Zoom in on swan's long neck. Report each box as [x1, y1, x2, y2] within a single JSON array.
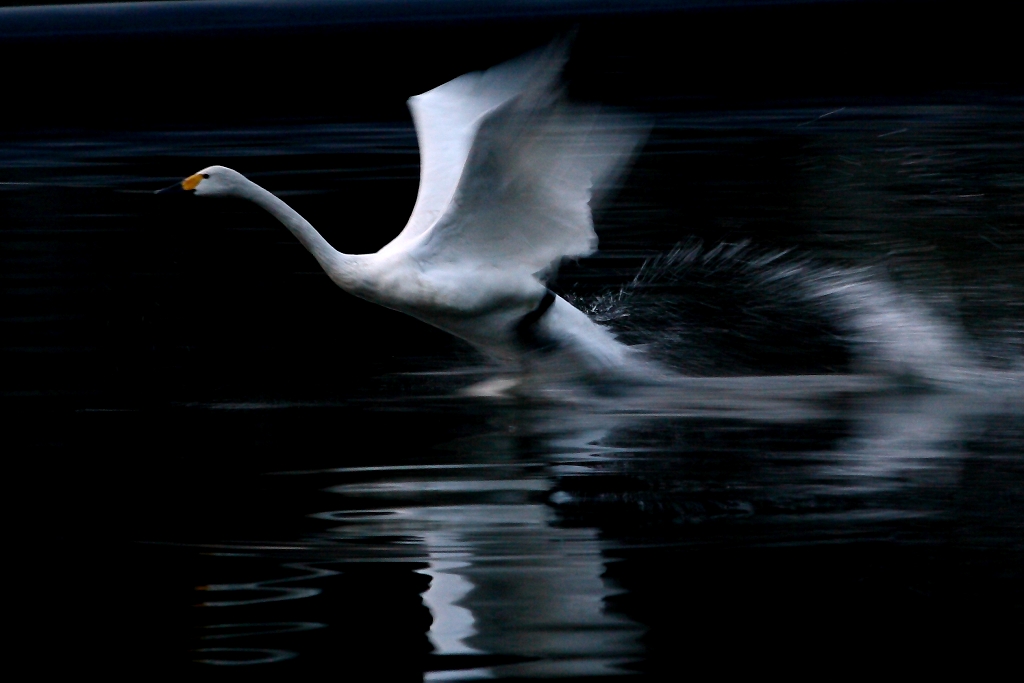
[[236, 179, 365, 290]]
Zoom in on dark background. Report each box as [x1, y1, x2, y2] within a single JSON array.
[[3, 0, 1022, 676], [3, 0, 1020, 131]]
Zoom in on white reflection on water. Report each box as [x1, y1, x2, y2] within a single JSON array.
[[193, 564, 337, 665], [196, 563, 336, 608], [819, 391, 969, 489], [200, 622, 326, 640], [308, 367, 1023, 677], [320, 494, 643, 677], [194, 647, 297, 666], [420, 546, 479, 656], [817, 388, 1024, 491]]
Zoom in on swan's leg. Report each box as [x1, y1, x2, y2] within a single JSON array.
[[535, 297, 635, 372], [514, 289, 568, 388], [514, 289, 560, 352]]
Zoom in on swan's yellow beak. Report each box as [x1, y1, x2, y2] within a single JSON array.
[[155, 173, 204, 195], [181, 173, 204, 191]]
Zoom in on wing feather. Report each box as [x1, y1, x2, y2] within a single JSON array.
[[411, 77, 646, 279], [380, 42, 567, 254]]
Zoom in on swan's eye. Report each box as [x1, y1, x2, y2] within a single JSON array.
[[202, 174, 210, 179]]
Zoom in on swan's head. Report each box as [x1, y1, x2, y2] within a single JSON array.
[[156, 165, 247, 197]]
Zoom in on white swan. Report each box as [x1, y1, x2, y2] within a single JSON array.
[[159, 44, 649, 385]]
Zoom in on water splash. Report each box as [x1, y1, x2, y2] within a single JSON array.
[[571, 240, 1022, 391]]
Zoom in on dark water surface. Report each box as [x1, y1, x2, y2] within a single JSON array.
[[4, 1, 1023, 676]]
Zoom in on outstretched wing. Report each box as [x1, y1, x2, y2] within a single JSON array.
[[412, 95, 644, 279], [380, 42, 567, 255]]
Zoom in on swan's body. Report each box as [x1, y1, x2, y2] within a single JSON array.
[[163, 45, 648, 384]]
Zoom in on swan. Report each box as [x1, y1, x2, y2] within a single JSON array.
[[158, 43, 650, 386]]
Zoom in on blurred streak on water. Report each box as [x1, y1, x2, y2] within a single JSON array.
[[4, 97, 1023, 675]]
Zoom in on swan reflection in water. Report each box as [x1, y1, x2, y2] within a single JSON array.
[[264, 370, 1020, 678], [314, 422, 647, 678]]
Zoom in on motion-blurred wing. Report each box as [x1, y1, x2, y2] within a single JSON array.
[[412, 88, 645, 279], [381, 42, 567, 254]]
